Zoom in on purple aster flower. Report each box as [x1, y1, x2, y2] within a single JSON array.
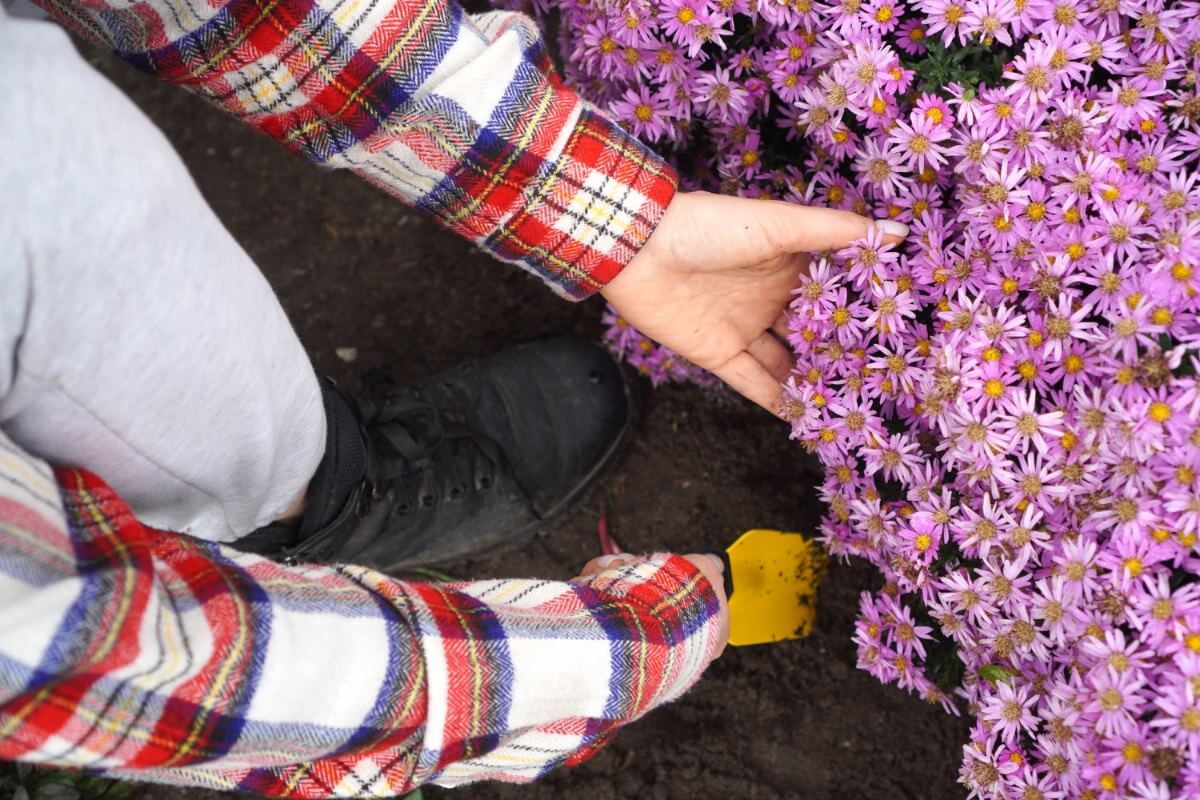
[[864, 0, 905, 31], [693, 65, 750, 123], [888, 114, 952, 172], [1004, 46, 1057, 107], [658, 0, 733, 57], [896, 18, 929, 54], [980, 680, 1038, 745], [611, 85, 676, 141], [961, 0, 1017, 45], [994, 389, 1064, 455], [854, 136, 911, 199], [919, 0, 971, 45], [1084, 667, 1148, 738], [914, 93, 955, 129], [866, 281, 919, 341]]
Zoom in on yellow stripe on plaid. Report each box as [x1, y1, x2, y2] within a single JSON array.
[[164, 539, 255, 765], [281, 0, 444, 147]]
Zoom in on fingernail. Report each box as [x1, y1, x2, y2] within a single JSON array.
[[875, 220, 909, 238], [596, 553, 634, 569]]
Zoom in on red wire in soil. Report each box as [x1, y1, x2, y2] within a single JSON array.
[[597, 502, 623, 556]]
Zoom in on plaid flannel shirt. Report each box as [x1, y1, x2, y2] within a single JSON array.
[[33, 0, 676, 300], [0, 431, 722, 795]]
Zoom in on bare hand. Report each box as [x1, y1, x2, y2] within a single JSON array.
[[601, 191, 907, 413]]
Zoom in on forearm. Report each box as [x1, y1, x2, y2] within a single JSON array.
[[34, 0, 677, 299], [0, 439, 720, 796]]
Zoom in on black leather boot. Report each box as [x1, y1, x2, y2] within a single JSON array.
[[235, 337, 636, 572]]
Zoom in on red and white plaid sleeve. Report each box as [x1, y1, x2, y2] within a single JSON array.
[[33, 0, 676, 300], [0, 431, 722, 796]]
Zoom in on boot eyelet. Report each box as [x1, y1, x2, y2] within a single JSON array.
[[420, 494, 435, 508], [450, 485, 464, 499], [478, 475, 493, 489]]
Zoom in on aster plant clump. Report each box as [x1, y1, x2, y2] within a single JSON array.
[[494, 0, 1200, 794]]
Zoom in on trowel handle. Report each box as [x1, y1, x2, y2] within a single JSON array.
[[696, 547, 734, 600]]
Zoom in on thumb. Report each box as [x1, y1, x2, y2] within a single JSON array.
[[752, 199, 909, 254]]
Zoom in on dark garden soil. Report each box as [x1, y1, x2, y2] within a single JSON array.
[[79, 45, 969, 800]]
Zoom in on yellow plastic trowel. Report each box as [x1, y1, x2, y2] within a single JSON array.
[[707, 529, 828, 647]]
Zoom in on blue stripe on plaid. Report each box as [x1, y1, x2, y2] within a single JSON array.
[[343, 586, 422, 753], [178, 543, 277, 763]]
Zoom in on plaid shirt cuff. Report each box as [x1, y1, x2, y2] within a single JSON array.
[[476, 105, 678, 301]]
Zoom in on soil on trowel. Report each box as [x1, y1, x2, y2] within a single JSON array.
[[74, 44, 970, 800]]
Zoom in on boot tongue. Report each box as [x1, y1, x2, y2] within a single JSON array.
[[297, 380, 368, 541], [231, 380, 366, 557]]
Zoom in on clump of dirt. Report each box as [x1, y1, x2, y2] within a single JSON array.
[[83, 48, 969, 800]]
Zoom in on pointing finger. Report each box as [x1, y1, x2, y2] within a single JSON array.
[[755, 201, 909, 254]]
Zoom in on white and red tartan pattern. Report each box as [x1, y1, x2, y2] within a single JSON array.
[[33, 0, 677, 300], [0, 432, 722, 795]]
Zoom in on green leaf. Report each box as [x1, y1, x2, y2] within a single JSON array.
[[979, 664, 1012, 686], [406, 567, 457, 583]]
